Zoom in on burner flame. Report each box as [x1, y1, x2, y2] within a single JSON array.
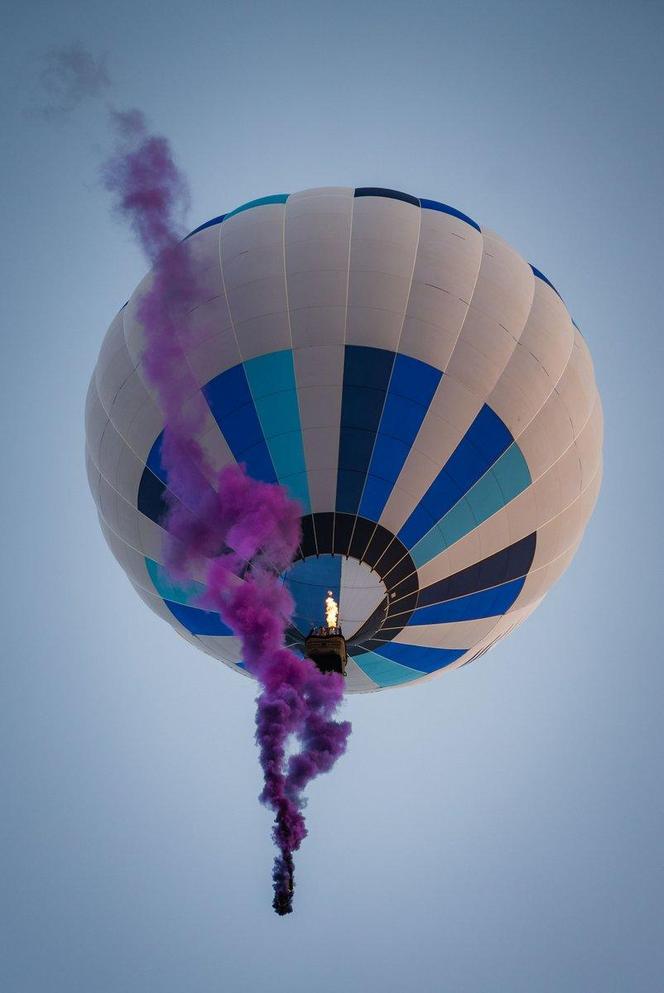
[[325, 591, 339, 630]]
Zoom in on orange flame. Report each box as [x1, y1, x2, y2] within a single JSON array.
[[325, 590, 338, 629]]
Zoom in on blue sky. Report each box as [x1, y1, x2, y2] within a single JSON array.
[[1, 2, 662, 991]]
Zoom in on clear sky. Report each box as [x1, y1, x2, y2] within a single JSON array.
[[1, 2, 662, 991]]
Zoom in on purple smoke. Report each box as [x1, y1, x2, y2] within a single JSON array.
[[36, 43, 110, 120], [101, 110, 351, 914]]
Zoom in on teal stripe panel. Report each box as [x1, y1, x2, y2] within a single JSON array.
[[410, 443, 532, 568], [223, 194, 289, 220], [352, 651, 423, 688], [145, 557, 206, 606], [244, 350, 311, 512]]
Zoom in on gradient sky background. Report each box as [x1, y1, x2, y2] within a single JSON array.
[[1, 2, 662, 991]]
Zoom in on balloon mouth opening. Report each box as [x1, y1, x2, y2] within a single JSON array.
[[283, 551, 392, 648]]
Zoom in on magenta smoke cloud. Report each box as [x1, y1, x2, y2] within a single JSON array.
[[103, 109, 351, 916], [41, 51, 352, 915]]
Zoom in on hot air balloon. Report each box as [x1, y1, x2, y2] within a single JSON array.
[[85, 186, 603, 692]]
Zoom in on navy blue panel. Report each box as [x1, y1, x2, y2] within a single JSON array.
[[416, 533, 536, 608], [341, 386, 387, 428], [406, 577, 526, 625], [363, 524, 393, 568], [137, 468, 168, 525], [336, 347, 395, 515], [333, 513, 355, 555], [385, 591, 418, 623], [314, 512, 334, 553], [343, 346, 395, 390], [420, 199, 481, 233], [164, 599, 233, 636], [298, 515, 317, 559], [530, 264, 561, 299], [384, 561, 418, 597], [373, 537, 407, 577], [398, 404, 514, 548], [354, 187, 420, 207], [336, 471, 366, 515], [338, 428, 380, 469], [184, 214, 226, 241], [348, 517, 377, 560]]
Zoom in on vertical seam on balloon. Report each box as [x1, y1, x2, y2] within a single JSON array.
[[217, 218, 243, 363], [339, 193, 361, 558], [354, 201, 423, 533], [279, 195, 314, 556], [280, 196, 312, 523]]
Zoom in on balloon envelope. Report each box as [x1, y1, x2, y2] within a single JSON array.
[[86, 187, 603, 692]]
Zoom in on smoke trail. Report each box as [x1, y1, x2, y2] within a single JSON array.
[[41, 52, 352, 914], [34, 43, 110, 120]]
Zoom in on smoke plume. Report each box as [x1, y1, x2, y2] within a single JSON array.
[[35, 43, 111, 120], [43, 52, 351, 914]]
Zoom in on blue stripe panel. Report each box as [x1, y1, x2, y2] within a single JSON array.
[[184, 214, 226, 240], [373, 641, 466, 673], [530, 264, 561, 300], [354, 187, 420, 207], [244, 350, 311, 512], [407, 576, 526, 625], [285, 554, 342, 634], [398, 404, 513, 548], [359, 354, 442, 520], [352, 650, 423, 687], [420, 198, 481, 233], [146, 433, 167, 484], [336, 346, 395, 515], [223, 194, 289, 220], [410, 443, 532, 567], [164, 599, 234, 636], [203, 363, 277, 484]]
